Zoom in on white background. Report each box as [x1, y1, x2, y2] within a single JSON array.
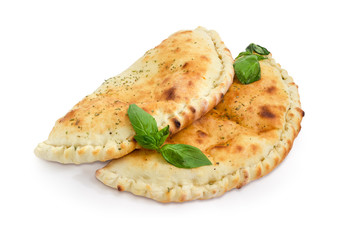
[[1, 0, 354, 239]]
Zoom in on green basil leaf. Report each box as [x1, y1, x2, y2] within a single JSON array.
[[233, 54, 261, 84], [236, 51, 252, 59], [256, 55, 268, 61], [245, 44, 254, 53], [128, 104, 158, 136], [253, 44, 270, 55], [155, 125, 170, 148], [134, 134, 159, 151], [246, 43, 270, 55], [160, 144, 212, 168]]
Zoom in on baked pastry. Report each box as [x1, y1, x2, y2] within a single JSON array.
[[35, 27, 234, 164], [96, 56, 304, 202]]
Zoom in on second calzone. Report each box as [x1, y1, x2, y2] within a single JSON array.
[[35, 27, 234, 164]]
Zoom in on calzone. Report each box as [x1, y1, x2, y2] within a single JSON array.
[[35, 27, 234, 164], [96, 56, 304, 202]]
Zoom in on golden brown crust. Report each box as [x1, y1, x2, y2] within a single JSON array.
[[96, 56, 303, 202], [35, 27, 234, 164]]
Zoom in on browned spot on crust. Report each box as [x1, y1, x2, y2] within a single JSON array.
[[77, 148, 85, 155], [180, 194, 186, 202], [186, 38, 192, 42], [188, 81, 193, 86], [235, 145, 244, 152], [265, 163, 270, 171], [189, 106, 196, 113], [172, 118, 181, 129], [75, 119, 80, 125], [106, 147, 115, 157], [266, 86, 276, 94], [92, 148, 100, 156], [220, 93, 224, 99], [163, 87, 176, 100], [237, 169, 250, 189], [197, 130, 208, 138], [260, 106, 276, 119], [244, 170, 249, 180], [141, 107, 149, 113], [178, 30, 192, 34], [174, 47, 181, 53], [117, 185, 123, 191], [212, 145, 227, 149], [163, 77, 171, 84], [250, 144, 259, 154], [256, 165, 262, 177], [182, 62, 189, 69], [196, 139, 203, 144], [200, 55, 209, 61], [296, 107, 305, 117], [224, 47, 231, 54]]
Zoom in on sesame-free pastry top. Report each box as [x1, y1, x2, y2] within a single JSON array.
[[35, 27, 234, 164], [96, 56, 304, 202]]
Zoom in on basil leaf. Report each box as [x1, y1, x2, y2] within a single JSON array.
[[236, 51, 252, 59], [245, 44, 254, 53], [134, 134, 159, 151], [160, 144, 212, 168], [233, 54, 261, 84], [155, 125, 170, 148], [246, 43, 270, 55], [128, 104, 158, 136], [256, 55, 268, 61], [253, 44, 270, 55]]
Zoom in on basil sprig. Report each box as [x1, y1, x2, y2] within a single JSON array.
[[128, 104, 212, 168], [246, 43, 270, 55], [233, 43, 270, 84]]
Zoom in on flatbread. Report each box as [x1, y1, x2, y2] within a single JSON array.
[[35, 27, 234, 164], [96, 56, 304, 202]]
